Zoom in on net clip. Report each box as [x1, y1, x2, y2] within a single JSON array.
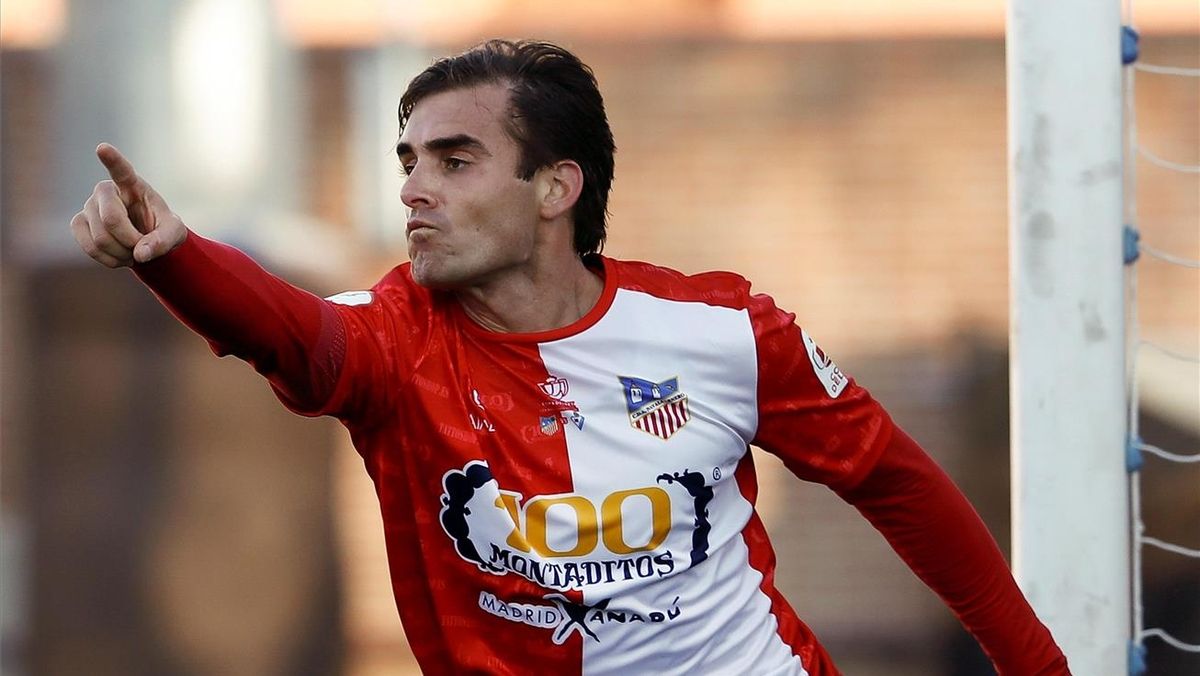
[[1128, 640, 1147, 676], [1126, 435, 1145, 473], [1123, 225, 1141, 265], [1122, 26, 1140, 65]]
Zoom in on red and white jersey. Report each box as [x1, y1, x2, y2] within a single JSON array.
[[310, 256, 891, 675], [134, 234, 1068, 675]]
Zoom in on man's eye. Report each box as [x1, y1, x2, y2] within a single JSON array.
[[400, 163, 415, 176], [445, 157, 467, 170]]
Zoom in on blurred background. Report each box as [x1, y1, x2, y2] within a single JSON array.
[[1, 1, 1196, 674]]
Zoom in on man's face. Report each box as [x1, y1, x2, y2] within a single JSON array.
[[397, 83, 543, 289]]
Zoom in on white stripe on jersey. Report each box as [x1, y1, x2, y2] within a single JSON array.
[[537, 288, 806, 675]]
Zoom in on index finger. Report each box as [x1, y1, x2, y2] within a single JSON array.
[[96, 143, 140, 191]]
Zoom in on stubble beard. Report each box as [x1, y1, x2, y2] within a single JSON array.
[[409, 250, 453, 289], [408, 246, 483, 290]]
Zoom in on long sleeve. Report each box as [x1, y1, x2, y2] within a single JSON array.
[[132, 231, 346, 415], [835, 427, 1070, 675]]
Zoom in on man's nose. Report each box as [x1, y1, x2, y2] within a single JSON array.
[[400, 165, 436, 210]]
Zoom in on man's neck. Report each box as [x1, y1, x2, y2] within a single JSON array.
[[456, 255, 604, 334]]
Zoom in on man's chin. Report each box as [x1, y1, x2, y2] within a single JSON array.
[[410, 270, 449, 289], [409, 261, 464, 290]]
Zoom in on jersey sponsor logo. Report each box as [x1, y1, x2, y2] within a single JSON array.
[[801, 329, 848, 398], [487, 548, 675, 592], [657, 470, 713, 568], [477, 591, 683, 644], [477, 591, 562, 631], [438, 461, 715, 591], [439, 461, 503, 573], [323, 290, 374, 306], [619, 376, 690, 440]]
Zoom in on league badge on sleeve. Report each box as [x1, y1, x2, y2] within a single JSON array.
[[324, 290, 374, 306], [801, 329, 848, 398], [619, 376, 690, 440]]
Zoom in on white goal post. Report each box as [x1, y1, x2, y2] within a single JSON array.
[[1007, 0, 1130, 672]]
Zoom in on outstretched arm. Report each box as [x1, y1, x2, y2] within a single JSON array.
[[835, 427, 1070, 675], [744, 289, 1068, 674], [70, 143, 345, 413]]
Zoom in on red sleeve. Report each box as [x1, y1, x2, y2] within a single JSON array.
[[836, 428, 1071, 675], [132, 231, 346, 416], [747, 292, 1068, 673], [749, 292, 890, 489]]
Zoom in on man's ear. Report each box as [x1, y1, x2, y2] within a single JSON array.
[[537, 160, 584, 220]]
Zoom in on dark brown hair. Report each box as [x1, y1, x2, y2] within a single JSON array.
[[399, 39, 615, 257]]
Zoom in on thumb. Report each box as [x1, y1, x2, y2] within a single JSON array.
[[133, 229, 179, 263]]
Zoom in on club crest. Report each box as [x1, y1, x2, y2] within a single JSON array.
[[619, 376, 690, 440]]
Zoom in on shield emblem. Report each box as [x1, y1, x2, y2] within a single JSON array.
[[619, 376, 690, 440], [540, 416, 560, 436]]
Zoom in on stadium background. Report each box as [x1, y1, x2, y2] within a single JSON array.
[[1, 1, 1196, 674]]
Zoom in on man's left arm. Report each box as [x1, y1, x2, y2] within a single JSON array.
[[834, 424, 1070, 675], [744, 288, 1068, 674]]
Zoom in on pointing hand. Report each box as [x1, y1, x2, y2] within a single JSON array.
[[70, 143, 187, 267]]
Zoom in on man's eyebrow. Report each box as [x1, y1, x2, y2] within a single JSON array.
[[395, 134, 491, 158]]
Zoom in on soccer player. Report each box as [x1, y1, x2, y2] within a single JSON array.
[[70, 39, 1069, 675]]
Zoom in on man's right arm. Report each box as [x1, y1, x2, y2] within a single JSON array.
[[133, 233, 346, 414], [71, 143, 346, 414]]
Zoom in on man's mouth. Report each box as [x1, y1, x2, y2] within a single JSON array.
[[406, 218, 437, 235]]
